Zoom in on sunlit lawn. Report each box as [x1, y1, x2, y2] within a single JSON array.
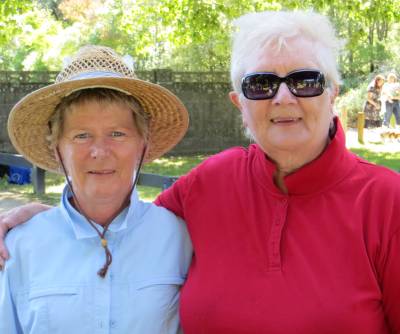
[[0, 139, 398, 206], [349, 147, 400, 171], [138, 155, 206, 201], [345, 130, 400, 172]]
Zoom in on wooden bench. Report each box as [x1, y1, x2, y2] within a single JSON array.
[[0, 152, 178, 194]]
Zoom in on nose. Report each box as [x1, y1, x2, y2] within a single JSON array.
[[90, 138, 109, 159], [272, 82, 297, 105]]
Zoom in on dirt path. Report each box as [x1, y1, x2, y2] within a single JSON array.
[[0, 192, 29, 213]]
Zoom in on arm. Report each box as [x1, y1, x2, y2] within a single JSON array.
[[155, 176, 188, 220], [380, 229, 400, 332], [0, 203, 51, 266], [0, 262, 22, 333], [155, 169, 197, 221]]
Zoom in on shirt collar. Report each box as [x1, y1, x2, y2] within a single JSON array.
[[253, 117, 358, 196], [59, 185, 140, 239]]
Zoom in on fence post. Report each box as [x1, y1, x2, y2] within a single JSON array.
[[357, 112, 365, 144], [340, 108, 348, 133], [31, 167, 45, 194]]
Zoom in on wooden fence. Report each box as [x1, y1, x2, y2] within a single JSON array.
[[0, 70, 250, 156]]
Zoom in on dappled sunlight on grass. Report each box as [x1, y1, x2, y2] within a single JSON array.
[[137, 186, 162, 202], [346, 129, 400, 171], [142, 155, 206, 176], [349, 148, 400, 171]]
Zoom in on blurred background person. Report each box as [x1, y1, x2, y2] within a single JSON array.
[[363, 74, 384, 128], [381, 72, 400, 128]]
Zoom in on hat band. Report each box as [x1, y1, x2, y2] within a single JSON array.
[[69, 71, 126, 81]]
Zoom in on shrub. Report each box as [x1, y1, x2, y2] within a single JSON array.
[[335, 83, 368, 128]]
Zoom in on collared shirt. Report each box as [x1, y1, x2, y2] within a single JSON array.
[[0, 186, 192, 334]]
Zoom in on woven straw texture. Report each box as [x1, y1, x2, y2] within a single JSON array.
[[8, 46, 189, 173]]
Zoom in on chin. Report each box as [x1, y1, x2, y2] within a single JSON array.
[[266, 134, 311, 151], [86, 185, 121, 199]]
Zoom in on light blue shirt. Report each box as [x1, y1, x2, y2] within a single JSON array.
[[0, 186, 192, 334]]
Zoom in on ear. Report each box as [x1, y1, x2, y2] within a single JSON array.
[[229, 91, 248, 128], [53, 146, 68, 175], [229, 91, 243, 112], [53, 146, 61, 163], [329, 85, 339, 105]]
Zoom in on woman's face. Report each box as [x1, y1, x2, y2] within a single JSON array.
[[376, 78, 384, 88], [57, 100, 143, 204], [230, 37, 337, 159]]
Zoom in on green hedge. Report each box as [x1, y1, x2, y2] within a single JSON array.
[[336, 83, 368, 128]]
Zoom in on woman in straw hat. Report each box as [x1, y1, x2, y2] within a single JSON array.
[[0, 45, 192, 333]]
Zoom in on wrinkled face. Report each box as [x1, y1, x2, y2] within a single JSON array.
[[57, 100, 143, 203], [230, 37, 337, 158]]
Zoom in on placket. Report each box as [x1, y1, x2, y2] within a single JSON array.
[[268, 197, 289, 271], [93, 236, 115, 334]]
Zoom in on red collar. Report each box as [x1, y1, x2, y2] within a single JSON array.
[[253, 118, 357, 196]]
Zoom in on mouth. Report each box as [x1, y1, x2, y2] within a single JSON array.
[[270, 117, 302, 124], [88, 170, 115, 175]]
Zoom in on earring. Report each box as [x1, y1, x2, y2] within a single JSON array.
[[328, 120, 337, 139]]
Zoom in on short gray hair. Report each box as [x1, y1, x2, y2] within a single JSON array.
[[48, 88, 149, 149], [230, 10, 342, 93]]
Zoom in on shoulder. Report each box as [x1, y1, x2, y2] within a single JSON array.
[[350, 156, 400, 203], [355, 156, 399, 184], [204, 145, 251, 164], [138, 200, 188, 234], [5, 206, 64, 251], [162, 145, 251, 189], [192, 145, 253, 176]]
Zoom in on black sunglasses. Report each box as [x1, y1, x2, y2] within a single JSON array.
[[241, 69, 326, 100]]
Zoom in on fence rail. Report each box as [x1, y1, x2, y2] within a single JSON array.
[[0, 70, 231, 85], [0, 70, 249, 156], [0, 153, 177, 194]]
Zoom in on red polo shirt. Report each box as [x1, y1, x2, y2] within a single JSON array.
[[156, 122, 400, 333]]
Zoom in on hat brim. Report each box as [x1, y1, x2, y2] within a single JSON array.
[[8, 77, 189, 173]]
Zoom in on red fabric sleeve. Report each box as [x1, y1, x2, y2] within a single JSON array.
[[381, 228, 400, 333], [154, 170, 195, 220]]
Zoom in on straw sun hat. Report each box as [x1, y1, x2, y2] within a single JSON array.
[[7, 45, 189, 173]]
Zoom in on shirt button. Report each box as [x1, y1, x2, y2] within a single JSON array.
[[110, 320, 116, 328]]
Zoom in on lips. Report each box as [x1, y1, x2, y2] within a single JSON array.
[[270, 117, 302, 124], [88, 170, 115, 175]]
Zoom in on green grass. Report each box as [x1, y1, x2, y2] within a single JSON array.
[[349, 147, 400, 171], [0, 144, 398, 206], [138, 155, 206, 201]]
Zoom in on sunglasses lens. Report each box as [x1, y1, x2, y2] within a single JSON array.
[[242, 70, 325, 100], [242, 74, 279, 100], [287, 71, 325, 97]]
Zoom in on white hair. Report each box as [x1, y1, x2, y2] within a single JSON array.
[[230, 10, 343, 93]]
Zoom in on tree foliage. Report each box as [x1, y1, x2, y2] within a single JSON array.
[[1, 0, 400, 87]]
